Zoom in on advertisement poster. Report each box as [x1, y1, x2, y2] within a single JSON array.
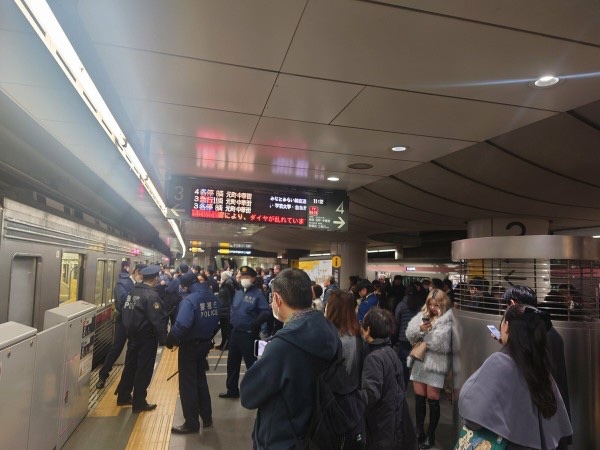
[[299, 259, 332, 287]]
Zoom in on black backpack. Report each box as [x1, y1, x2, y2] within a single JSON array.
[[304, 345, 366, 450]]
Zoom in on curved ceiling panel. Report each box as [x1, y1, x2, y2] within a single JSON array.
[[398, 163, 600, 222], [351, 187, 466, 226], [491, 114, 600, 185], [434, 142, 600, 208]]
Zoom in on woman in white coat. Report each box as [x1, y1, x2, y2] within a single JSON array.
[[405, 289, 453, 449]]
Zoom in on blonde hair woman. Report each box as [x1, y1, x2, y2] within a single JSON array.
[[405, 289, 453, 449]]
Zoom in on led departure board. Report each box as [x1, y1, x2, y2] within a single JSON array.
[[183, 180, 349, 232]]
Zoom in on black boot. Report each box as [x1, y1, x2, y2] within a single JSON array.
[[420, 399, 440, 449], [414, 394, 427, 444]]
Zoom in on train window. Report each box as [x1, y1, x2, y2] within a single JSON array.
[[105, 260, 116, 303], [95, 260, 106, 305], [9, 256, 40, 327], [59, 252, 82, 305]]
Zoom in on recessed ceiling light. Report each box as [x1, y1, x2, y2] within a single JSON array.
[[593, 235, 600, 239], [347, 163, 373, 170], [327, 176, 340, 182], [532, 75, 560, 88], [240, 226, 247, 230], [392, 146, 408, 152]]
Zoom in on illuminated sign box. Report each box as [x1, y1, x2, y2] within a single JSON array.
[[188, 182, 349, 232]]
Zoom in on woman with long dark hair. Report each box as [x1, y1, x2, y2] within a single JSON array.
[[457, 304, 572, 449], [325, 289, 363, 385]]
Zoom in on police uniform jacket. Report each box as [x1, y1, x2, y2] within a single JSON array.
[[122, 283, 168, 345], [170, 282, 220, 343], [230, 285, 269, 332], [114, 272, 135, 313]]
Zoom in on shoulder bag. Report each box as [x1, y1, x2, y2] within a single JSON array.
[[409, 341, 427, 362]]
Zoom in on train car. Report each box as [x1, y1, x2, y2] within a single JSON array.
[[0, 197, 166, 366]]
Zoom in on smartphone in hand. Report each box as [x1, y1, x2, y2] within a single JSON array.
[[487, 325, 501, 340], [422, 317, 431, 323], [254, 339, 268, 358]]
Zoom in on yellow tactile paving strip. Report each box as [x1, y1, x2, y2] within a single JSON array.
[[125, 347, 180, 449]]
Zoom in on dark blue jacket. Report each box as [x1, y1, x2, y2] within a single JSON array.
[[170, 282, 220, 342], [357, 293, 379, 322], [122, 283, 168, 344], [114, 272, 134, 313], [240, 310, 340, 450], [230, 285, 269, 331]]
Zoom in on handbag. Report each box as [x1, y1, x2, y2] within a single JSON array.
[[455, 425, 507, 450], [409, 341, 427, 362]]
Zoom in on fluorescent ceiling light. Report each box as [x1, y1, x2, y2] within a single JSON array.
[[327, 176, 340, 182], [593, 235, 600, 239], [392, 146, 408, 152], [15, 0, 185, 257]]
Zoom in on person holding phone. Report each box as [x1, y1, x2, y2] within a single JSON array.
[[405, 289, 453, 449], [457, 304, 572, 449]]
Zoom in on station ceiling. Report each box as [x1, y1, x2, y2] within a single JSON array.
[[1, 0, 599, 256]]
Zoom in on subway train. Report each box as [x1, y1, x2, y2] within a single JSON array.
[[0, 196, 166, 367]]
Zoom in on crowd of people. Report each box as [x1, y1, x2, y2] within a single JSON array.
[[95, 262, 573, 449]]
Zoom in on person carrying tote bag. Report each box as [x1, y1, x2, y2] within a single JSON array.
[[405, 289, 453, 449]]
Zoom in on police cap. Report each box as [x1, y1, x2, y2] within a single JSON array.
[[140, 265, 160, 278], [239, 266, 257, 277], [180, 271, 198, 287], [134, 263, 148, 273]]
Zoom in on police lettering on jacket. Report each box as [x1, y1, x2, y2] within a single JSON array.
[[170, 282, 220, 342], [230, 286, 269, 329], [121, 283, 167, 344]]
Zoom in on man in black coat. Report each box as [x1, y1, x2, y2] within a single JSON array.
[[117, 265, 168, 412], [96, 262, 145, 389], [240, 268, 339, 450]]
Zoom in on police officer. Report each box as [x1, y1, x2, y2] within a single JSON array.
[[96, 262, 146, 389], [117, 265, 168, 412], [167, 271, 220, 434], [219, 266, 270, 398]]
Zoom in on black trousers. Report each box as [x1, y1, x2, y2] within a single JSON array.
[[219, 315, 231, 346], [397, 340, 412, 389], [99, 320, 128, 381], [178, 340, 212, 428], [117, 335, 158, 408], [225, 330, 256, 394]]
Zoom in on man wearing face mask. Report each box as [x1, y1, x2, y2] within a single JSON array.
[[96, 263, 146, 389], [219, 266, 270, 399], [240, 268, 339, 449]]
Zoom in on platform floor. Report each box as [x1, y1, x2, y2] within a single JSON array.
[[63, 343, 455, 450]]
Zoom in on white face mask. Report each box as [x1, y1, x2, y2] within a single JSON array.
[[241, 279, 253, 289], [272, 294, 281, 321]]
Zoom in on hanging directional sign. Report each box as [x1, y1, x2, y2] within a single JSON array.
[[307, 191, 349, 232], [169, 177, 349, 232]]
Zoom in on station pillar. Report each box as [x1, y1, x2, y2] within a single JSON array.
[[329, 241, 366, 290], [461, 217, 551, 297]]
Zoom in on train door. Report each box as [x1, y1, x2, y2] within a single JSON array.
[[8, 255, 41, 327], [94, 259, 116, 306]]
